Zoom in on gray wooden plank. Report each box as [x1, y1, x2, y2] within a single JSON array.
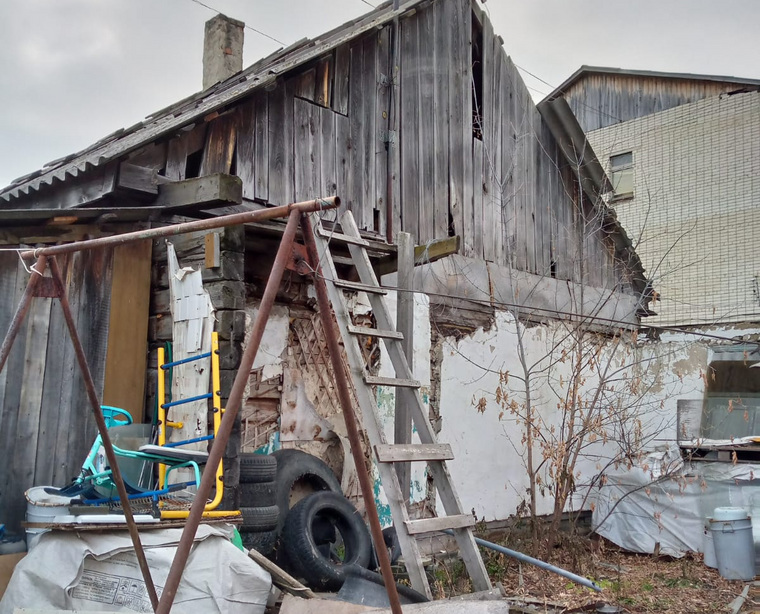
[[165, 134, 188, 181], [254, 92, 269, 201], [0, 253, 20, 434], [460, 0, 474, 258], [376, 443, 454, 463], [389, 23, 402, 241], [335, 113, 351, 218], [0, 257, 30, 531], [360, 35, 377, 231], [348, 40, 365, 228], [432, 0, 450, 240], [50, 254, 84, 488], [394, 231, 414, 493], [65, 248, 114, 501], [405, 513, 475, 534], [399, 15, 419, 239], [473, 138, 484, 259], [12, 296, 52, 524], [500, 52, 515, 268], [333, 43, 350, 116], [417, 5, 435, 244], [294, 98, 321, 203], [319, 105, 338, 221], [34, 263, 73, 487], [268, 79, 295, 206], [447, 0, 466, 248], [374, 25, 391, 237], [480, 13, 495, 261], [491, 37, 504, 265], [235, 98, 256, 200]]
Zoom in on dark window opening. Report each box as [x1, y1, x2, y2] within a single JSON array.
[[373, 209, 381, 234], [471, 14, 484, 140], [701, 348, 760, 440], [185, 149, 203, 179]]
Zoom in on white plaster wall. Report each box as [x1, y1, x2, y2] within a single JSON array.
[[244, 300, 290, 378], [437, 310, 714, 522]]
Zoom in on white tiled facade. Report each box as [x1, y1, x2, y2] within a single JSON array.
[[588, 90, 760, 326]]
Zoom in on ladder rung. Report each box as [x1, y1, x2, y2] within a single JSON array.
[[333, 279, 388, 295], [375, 443, 454, 463], [348, 324, 404, 340], [317, 227, 370, 247], [332, 255, 355, 266], [405, 514, 476, 535], [364, 375, 420, 388]]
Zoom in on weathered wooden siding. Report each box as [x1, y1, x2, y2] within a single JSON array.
[[123, 0, 621, 289], [562, 73, 748, 132], [0, 249, 113, 532]]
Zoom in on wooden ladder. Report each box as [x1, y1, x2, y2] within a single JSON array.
[[309, 210, 491, 598]]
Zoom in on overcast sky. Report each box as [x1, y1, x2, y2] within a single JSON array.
[[0, 0, 758, 189]]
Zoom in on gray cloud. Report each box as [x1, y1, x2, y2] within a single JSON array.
[[1, 0, 758, 188]]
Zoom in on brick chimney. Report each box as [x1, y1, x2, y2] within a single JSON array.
[[203, 14, 244, 90]]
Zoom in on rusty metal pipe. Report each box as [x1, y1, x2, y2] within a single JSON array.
[[19, 196, 340, 260], [48, 257, 159, 611], [300, 213, 404, 614], [0, 255, 47, 374], [155, 210, 302, 614]]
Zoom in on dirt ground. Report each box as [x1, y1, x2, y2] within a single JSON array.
[[429, 535, 750, 613]]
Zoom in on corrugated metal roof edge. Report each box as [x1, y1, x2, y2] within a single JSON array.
[[1, 0, 416, 203], [541, 65, 760, 104]]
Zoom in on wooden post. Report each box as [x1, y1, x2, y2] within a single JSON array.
[[394, 231, 413, 498]]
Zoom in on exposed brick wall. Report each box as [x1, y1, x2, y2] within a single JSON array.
[[588, 90, 760, 326]]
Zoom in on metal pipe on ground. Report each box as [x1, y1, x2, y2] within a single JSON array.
[[48, 256, 160, 609], [155, 209, 303, 614], [444, 529, 601, 592], [300, 212, 404, 614]]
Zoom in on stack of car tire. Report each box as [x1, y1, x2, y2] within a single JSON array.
[[240, 448, 417, 600], [238, 453, 279, 557]]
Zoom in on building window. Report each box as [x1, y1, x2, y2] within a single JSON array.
[[609, 151, 633, 198]]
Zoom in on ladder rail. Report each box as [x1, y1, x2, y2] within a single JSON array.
[[309, 213, 433, 599], [335, 211, 492, 592]]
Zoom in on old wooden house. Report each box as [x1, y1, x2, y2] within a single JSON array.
[[0, 0, 648, 530]]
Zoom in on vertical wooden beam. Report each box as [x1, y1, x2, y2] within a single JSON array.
[[394, 232, 414, 497], [102, 240, 152, 422]]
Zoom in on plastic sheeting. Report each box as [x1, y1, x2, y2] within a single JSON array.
[[592, 444, 760, 558], [0, 525, 271, 613]]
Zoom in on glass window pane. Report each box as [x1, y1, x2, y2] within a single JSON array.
[[610, 152, 633, 168], [612, 168, 633, 196]]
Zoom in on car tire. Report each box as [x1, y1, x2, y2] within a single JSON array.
[[272, 449, 341, 535], [239, 453, 277, 483], [282, 491, 372, 591]]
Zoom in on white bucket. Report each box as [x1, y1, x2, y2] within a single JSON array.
[[25, 486, 72, 550]]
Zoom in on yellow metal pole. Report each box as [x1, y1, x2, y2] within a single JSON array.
[[157, 347, 167, 488]]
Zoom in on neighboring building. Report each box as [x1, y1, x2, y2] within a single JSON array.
[[0, 5, 650, 531], [546, 67, 760, 447]]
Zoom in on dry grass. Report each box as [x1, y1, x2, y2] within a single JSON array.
[[430, 533, 749, 613]]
